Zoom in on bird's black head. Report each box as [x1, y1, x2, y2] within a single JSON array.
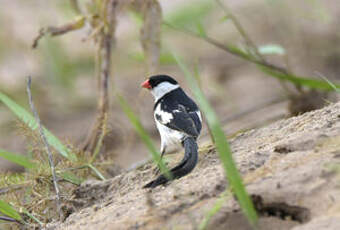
[[141, 75, 178, 89]]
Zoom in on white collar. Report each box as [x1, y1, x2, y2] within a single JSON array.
[[151, 82, 179, 102]]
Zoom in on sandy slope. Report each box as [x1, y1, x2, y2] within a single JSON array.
[[49, 102, 340, 230]]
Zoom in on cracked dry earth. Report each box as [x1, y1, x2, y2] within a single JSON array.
[[51, 102, 340, 230]]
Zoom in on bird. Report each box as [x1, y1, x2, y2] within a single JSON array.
[[141, 74, 202, 188]]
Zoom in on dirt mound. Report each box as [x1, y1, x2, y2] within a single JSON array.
[[50, 102, 340, 230]]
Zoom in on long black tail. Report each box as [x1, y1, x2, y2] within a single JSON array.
[[143, 137, 198, 189]]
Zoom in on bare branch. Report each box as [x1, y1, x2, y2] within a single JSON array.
[[26, 76, 62, 220], [32, 16, 85, 48]]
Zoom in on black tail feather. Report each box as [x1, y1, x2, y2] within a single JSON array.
[[143, 137, 198, 189]]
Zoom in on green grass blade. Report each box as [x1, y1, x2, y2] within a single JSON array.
[[0, 149, 36, 169], [58, 171, 83, 185], [258, 66, 340, 91], [199, 190, 231, 230], [224, 44, 340, 91], [0, 200, 22, 222], [22, 209, 43, 226], [225, 44, 340, 91], [195, 21, 207, 38], [315, 73, 340, 94], [190, 37, 340, 91], [116, 93, 171, 179], [0, 91, 77, 162], [87, 164, 106, 181], [89, 114, 107, 164], [174, 54, 258, 228]]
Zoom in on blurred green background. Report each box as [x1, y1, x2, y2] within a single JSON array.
[[0, 0, 339, 172]]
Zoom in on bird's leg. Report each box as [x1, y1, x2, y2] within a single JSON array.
[[153, 146, 166, 175], [160, 147, 166, 159]]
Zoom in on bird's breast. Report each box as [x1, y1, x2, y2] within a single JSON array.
[[155, 119, 184, 148]]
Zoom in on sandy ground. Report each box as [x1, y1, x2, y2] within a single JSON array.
[[45, 101, 340, 230]]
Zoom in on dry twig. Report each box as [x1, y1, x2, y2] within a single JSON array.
[[26, 76, 62, 220], [32, 16, 85, 49], [82, 0, 118, 153]]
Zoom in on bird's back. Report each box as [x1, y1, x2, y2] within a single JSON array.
[[154, 88, 202, 135]]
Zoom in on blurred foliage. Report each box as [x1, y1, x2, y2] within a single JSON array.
[[0, 90, 76, 161], [129, 51, 176, 65], [55, 0, 79, 19], [0, 89, 109, 226], [41, 39, 94, 89], [164, 0, 213, 29]]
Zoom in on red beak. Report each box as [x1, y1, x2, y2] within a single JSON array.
[[141, 79, 151, 89]]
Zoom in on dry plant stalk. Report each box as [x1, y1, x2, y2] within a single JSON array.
[[82, 0, 118, 153], [132, 0, 162, 74], [31, 0, 162, 154], [83, 0, 162, 152], [26, 76, 62, 220]]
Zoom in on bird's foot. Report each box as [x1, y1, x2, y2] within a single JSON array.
[[152, 158, 170, 175]]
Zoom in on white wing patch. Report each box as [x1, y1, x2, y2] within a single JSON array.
[[154, 103, 173, 124], [196, 111, 202, 122]]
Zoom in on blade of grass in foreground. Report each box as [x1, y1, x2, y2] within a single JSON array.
[[0, 149, 36, 169], [116, 93, 171, 179], [174, 54, 258, 228], [0, 91, 77, 162], [87, 164, 106, 181], [0, 200, 22, 222], [199, 190, 231, 230], [22, 209, 42, 226], [315, 72, 340, 94]]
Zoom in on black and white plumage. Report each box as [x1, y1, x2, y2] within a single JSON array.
[[141, 75, 202, 188]]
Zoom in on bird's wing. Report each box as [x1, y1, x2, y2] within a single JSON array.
[[155, 104, 200, 137]]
